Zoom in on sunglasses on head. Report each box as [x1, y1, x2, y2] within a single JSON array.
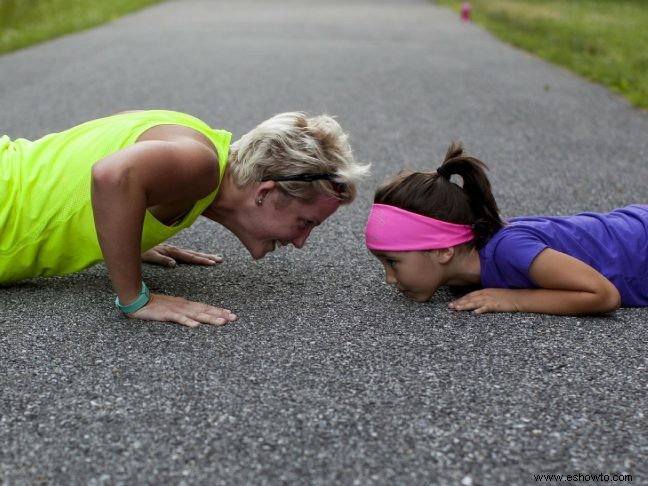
[[261, 173, 347, 194]]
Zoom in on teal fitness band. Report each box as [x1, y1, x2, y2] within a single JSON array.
[[115, 281, 150, 314]]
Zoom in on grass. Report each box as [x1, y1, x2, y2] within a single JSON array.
[[0, 0, 165, 56], [435, 0, 648, 110]]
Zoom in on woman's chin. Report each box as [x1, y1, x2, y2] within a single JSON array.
[[248, 245, 270, 260]]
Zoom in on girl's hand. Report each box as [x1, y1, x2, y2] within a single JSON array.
[[141, 243, 222, 267], [126, 293, 237, 327], [449, 288, 520, 314]]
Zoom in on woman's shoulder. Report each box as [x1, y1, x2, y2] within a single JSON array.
[[112, 109, 209, 126]]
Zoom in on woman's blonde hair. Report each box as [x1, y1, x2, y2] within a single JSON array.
[[228, 112, 370, 203]]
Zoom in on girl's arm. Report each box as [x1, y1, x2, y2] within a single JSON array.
[[449, 248, 621, 315], [91, 138, 237, 327]]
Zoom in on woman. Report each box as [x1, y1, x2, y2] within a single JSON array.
[[1, 110, 369, 326]]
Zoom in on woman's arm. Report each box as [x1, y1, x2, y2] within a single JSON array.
[[449, 248, 621, 315], [91, 138, 237, 326]]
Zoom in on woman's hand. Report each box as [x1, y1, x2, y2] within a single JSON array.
[[126, 293, 237, 327], [142, 243, 222, 267]]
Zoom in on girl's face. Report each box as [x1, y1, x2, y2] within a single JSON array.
[[371, 250, 447, 302]]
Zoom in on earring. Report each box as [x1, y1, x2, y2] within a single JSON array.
[[256, 197, 263, 206]]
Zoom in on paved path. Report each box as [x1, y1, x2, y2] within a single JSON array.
[[1, 0, 647, 484]]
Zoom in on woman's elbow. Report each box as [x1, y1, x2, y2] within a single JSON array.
[[91, 160, 130, 194]]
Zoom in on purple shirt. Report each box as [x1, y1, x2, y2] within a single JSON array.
[[478, 205, 648, 306]]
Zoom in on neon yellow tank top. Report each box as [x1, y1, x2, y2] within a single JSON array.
[[0, 110, 231, 283]]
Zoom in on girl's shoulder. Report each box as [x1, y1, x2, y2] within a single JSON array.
[[481, 223, 547, 260], [478, 224, 547, 289]]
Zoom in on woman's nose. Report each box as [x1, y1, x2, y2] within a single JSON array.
[[291, 227, 314, 249]]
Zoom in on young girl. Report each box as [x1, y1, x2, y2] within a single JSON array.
[[365, 142, 648, 316]]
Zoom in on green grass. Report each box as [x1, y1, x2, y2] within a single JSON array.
[[0, 0, 165, 55], [435, 0, 648, 110]]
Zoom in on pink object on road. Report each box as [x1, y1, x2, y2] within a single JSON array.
[[461, 2, 471, 22]]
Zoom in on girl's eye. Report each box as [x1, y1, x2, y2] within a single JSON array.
[[386, 259, 397, 268]]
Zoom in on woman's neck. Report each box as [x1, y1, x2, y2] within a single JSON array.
[[201, 168, 249, 230]]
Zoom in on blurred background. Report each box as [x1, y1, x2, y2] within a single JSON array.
[[2, 0, 647, 110]]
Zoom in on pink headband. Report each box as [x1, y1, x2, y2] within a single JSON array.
[[365, 204, 474, 251]]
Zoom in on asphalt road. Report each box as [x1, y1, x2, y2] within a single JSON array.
[[1, 0, 648, 484]]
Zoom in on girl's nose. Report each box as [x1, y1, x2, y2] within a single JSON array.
[[384, 268, 398, 285]]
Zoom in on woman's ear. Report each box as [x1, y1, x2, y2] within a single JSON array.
[[254, 180, 276, 205]]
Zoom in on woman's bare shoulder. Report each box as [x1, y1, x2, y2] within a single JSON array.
[[136, 124, 216, 154]]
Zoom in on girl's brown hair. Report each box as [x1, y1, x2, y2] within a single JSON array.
[[374, 142, 505, 248]]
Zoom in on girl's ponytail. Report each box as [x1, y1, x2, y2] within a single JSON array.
[[437, 142, 505, 246], [374, 142, 505, 248]]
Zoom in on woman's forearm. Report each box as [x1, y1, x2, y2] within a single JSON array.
[[91, 162, 148, 304]]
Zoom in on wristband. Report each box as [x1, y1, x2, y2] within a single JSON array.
[[115, 281, 150, 314]]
